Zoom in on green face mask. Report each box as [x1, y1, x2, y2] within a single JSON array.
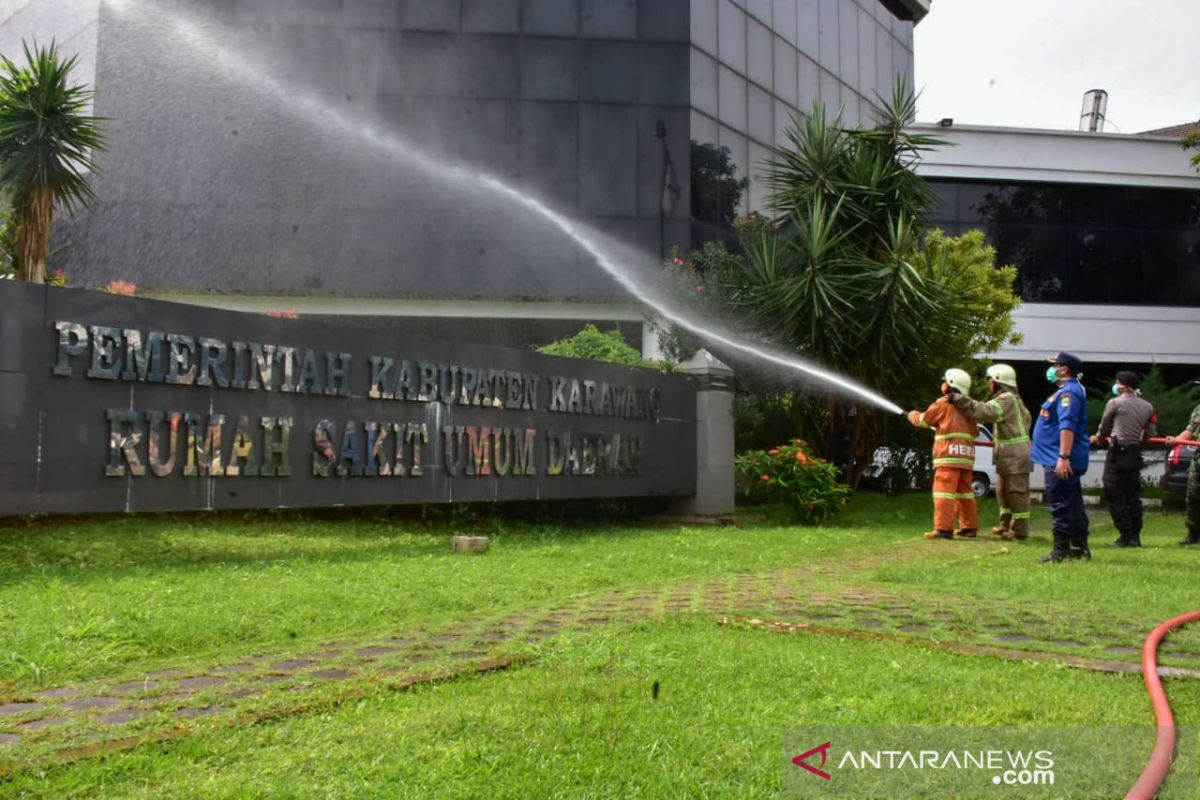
[[1046, 366, 1060, 383], [1112, 383, 1120, 396]]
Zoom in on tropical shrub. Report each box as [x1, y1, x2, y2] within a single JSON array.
[[537, 324, 668, 371], [735, 439, 850, 523]]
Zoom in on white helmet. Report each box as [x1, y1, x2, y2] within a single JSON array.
[[943, 368, 972, 394], [985, 364, 1018, 388]]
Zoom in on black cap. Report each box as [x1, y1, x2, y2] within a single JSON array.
[[1115, 371, 1140, 390], [1047, 352, 1083, 375]]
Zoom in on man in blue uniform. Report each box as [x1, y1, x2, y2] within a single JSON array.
[[1032, 352, 1091, 563]]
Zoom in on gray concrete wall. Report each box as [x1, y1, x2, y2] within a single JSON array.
[[0, 0, 99, 98], [50, 0, 692, 299], [689, 0, 914, 214], [20, 0, 914, 309]]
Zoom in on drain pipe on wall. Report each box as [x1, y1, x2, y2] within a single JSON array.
[[1124, 610, 1200, 800]]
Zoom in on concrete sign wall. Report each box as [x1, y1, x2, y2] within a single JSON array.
[[0, 283, 696, 514]]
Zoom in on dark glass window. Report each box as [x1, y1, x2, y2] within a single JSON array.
[[927, 179, 1200, 307]]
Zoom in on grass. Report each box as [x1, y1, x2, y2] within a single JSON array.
[[2, 492, 1199, 797], [0, 500, 911, 690], [6, 618, 1199, 798]]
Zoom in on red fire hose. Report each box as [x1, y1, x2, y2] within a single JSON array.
[[1124, 610, 1200, 800]]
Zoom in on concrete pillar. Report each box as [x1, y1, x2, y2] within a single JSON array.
[[673, 349, 735, 517]]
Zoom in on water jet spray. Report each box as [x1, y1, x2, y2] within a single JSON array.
[[100, 0, 903, 416]]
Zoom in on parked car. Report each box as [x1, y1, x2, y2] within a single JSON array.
[[862, 425, 998, 498], [1161, 442, 1197, 495]]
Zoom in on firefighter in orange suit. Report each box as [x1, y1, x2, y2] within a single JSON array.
[[906, 369, 980, 540]]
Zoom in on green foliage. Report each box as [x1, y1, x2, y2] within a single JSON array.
[[653, 239, 744, 363], [0, 40, 106, 283], [689, 140, 749, 227], [735, 439, 850, 523], [536, 324, 666, 371], [660, 80, 1022, 483], [1086, 365, 1200, 437], [1183, 125, 1200, 173], [913, 229, 1022, 363]]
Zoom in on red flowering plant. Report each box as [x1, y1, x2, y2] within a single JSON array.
[[46, 268, 67, 287], [735, 439, 850, 524], [103, 279, 136, 295]]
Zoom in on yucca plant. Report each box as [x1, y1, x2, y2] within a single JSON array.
[[719, 79, 962, 478], [0, 40, 106, 283]]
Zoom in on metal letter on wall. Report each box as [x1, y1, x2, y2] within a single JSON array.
[[3, 283, 696, 514]]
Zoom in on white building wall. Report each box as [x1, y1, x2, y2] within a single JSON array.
[[916, 124, 1200, 369]]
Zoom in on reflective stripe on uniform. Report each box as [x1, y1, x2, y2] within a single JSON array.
[[995, 435, 1030, 446], [1013, 397, 1028, 437], [999, 506, 1011, 515], [935, 432, 975, 441], [933, 492, 977, 500], [989, 398, 1006, 421], [918, 413, 930, 429], [933, 458, 975, 468], [1010, 511, 1032, 519]]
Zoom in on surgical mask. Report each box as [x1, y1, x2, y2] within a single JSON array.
[[1045, 366, 1060, 383], [1111, 383, 1120, 396]]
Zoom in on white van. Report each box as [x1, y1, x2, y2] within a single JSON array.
[[863, 424, 999, 498]]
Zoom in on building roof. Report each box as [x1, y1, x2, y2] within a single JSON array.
[[1138, 120, 1200, 138], [910, 123, 1200, 189]]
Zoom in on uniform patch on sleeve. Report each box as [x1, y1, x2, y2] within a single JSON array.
[[1060, 395, 1071, 407], [1040, 408, 1050, 419]]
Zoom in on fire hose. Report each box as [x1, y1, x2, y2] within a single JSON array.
[[972, 435, 1197, 796], [1124, 610, 1200, 800], [973, 437, 1185, 449]]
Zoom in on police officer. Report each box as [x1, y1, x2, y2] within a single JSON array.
[[949, 364, 1033, 540], [1164, 393, 1200, 546], [1090, 371, 1157, 547], [1033, 352, 1090, 563]]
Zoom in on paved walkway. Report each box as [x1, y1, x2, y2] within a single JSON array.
[[2, 537, 1198, 773]]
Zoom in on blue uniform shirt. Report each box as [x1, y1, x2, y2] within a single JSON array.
[[1032, 379, 1089, 471]]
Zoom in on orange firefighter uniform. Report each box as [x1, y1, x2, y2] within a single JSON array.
[[907, 397, 980, 537]]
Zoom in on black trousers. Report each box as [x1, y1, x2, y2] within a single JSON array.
[[1103, 443, 1143, 541]]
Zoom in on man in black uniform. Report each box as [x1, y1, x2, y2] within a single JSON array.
[[1090, 371, 1157, 547]]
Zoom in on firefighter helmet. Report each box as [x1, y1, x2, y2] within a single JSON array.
[[943, 368, 972, 394], [985, 364, 1018, 388]]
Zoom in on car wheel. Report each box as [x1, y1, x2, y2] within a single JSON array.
[[971, 473, 990, 498]]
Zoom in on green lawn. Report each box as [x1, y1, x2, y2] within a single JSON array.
[[2, 492, 1199, 797]]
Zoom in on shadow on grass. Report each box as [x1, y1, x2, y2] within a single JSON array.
[[0, 501, 716, 584]]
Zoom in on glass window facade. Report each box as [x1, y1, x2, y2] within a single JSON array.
[[928, 180, 1200, 307]]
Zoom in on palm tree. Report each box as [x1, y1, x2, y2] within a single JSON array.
[[720, 80, 954, 477], [0, 40, 105, 283]]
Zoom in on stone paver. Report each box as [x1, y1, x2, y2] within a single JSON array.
[[61, 696, 121, 712], [97, 709, 142, 726], [108, 680, 160, 695], [309, 669, 354, 680], [177, 677, 228, 691], [0, 732, 21, 746], [175, 706, 225, 719], [19, 716, 70, 731], [0, 702, 42, 717], [353, 646, 402, 658]]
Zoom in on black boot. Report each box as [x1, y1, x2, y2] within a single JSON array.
[[1180, 530, 1200, 546], [1070, 529, 1091, 560], [1039, 533, 1071, 564]]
